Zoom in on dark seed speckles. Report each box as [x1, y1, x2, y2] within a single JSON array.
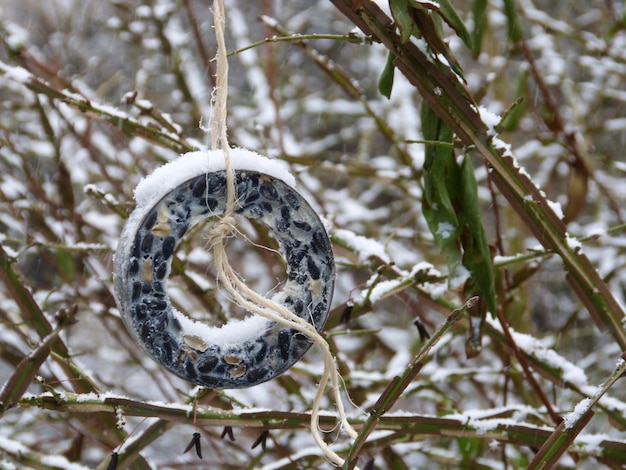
[[254, 341, 268, 363], [155, 262, 167, 280], [132, 281, 141, 301], [236, 178, 250, 196], [132, 303, 148, 321], [293, 332, 311, 348], [117, 168, 334, 389], [141, 234, 154, 253], [144, 210, 157, 229], [162, 236, 176, 259], [277, 207, 291, 231], [312, 229, 331, 254], [307, 257, 321, 280], [260, 181, 278, 200], [192, 177, 207, 198], [184, 359, 198, 380], [208, 173, 226, 193], [287, 249, 307, 268], [170, 316, 182, 333], [152, 281, 165, 295], [277, 330, 291, 361], [245, 189, 260, 204], [159, 334, 175, 364], [246, 367, 268, 383], [313, 302, 326, 323], [242, 204, 263, 219], [131, 237, 142, 259], [284, 190, 300, 210], [145, 297, 167, 311], [293, 220, 311, 232], [129, 258, 139, 275], [139, 323, 151, 342], [206, 198, 218, 211], [198, 355, 219, 373]]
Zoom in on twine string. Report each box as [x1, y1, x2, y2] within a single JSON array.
[[207, 1, 358, 466]]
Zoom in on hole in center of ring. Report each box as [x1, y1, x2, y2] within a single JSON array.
[[167, 214, 287, 328]]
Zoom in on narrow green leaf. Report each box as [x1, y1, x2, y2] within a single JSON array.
[[471, 0, 488, 56], [421, 103, 463, 278], [433, 0, 474, 51], [459, 155, 497, 315], [503, 0, 522, 43], [390, 0, 419, 43], [378, 51, 396, 99]]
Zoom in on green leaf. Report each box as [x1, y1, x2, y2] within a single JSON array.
[[459, 155, 497, 315], [433, 0, 474, 51], [390, 0, 420, 43], [421, 103, 496, 317], [471, 0, 488, 56], [379, 51, 396, 99], [421, 103, 463, 278], [503, 0, 522, 42]]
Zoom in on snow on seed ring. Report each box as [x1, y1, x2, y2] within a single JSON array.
[[113, 150, 335, 389]]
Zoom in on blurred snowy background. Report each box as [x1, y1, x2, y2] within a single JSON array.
[[1, 0, 626, 468]]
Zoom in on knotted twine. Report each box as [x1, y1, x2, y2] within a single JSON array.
[[205, 0, 358, 466]]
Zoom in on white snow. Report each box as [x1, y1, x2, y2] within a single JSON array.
[[449, 265, 471, 290], [492, 137, 514, 158], [371, 0, 392, 16], [435, 222, 456, 239], [546, 199, 565, 220], [476, 104, 501, 136], [563, 397, 592, 429], [366, 279, 402, 304], [565, 233, 583, 252], [333, 228, 391, 264], [487, 316, 589, 386], [134, 149, 295, 206], [0, 62, 32, 83], [173, 310, 271, 350]]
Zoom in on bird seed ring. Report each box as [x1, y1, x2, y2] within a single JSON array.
[[114, 150, 335, 389]]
